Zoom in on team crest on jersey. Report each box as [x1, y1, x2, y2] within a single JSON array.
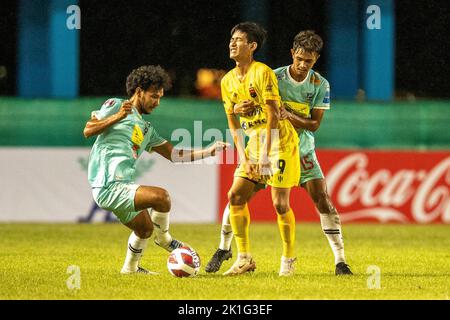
[[249, 85, 257, 98], [276, 73, 285, 81], [241, 121, 247, 130], [306, 93, 314, 103]]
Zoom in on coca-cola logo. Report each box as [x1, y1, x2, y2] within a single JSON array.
[[326, 153, 450, 223]]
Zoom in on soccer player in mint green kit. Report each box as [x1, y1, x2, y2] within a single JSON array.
[[84, 65, 228, 274], [206, 31, 352, 275]]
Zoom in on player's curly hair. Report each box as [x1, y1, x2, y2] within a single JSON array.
[[293, 30, 323, 54], [126, 65, 172, 97], [231, 21, 267, 54]]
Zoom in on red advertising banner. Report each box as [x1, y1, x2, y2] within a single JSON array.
[[218, 150, 450, 223]]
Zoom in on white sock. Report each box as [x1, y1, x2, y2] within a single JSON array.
[[151, 210, 172, 246], [121, 232, 149, 272], [219, 203, 233, 251], [319, 212, 346, 265]]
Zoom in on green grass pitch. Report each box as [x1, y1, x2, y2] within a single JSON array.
[[1, 223, 449, 300]]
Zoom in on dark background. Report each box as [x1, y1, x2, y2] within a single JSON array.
[[1, 0, 449, 97]]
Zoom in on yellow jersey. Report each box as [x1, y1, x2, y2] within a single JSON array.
[[221, 61, 298, 159]]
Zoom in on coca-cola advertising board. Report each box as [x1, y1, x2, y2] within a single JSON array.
[[218, 150, 450, 223]]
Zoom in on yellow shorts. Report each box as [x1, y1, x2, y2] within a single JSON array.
[[234, 143, 300, 188]]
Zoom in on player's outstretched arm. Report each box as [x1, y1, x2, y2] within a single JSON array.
[[281, 107, 324, 132], [83, 101, 133, 138], [152, 141, 230, 163]]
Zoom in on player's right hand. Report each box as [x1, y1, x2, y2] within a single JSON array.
[[257, 157, 273, 181], [280, 107, 289, 120], [233, 100, 256, 116], [243, 161, 259, 180], [118, 100, 133, 119]]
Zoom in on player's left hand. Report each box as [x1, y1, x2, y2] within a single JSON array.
[[209, 141, 230, 156]]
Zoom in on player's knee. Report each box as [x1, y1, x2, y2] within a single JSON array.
[[313, 191, 333, 213], [273, 201, 290, 215], [228, 190, 246, 205], [155, 189, 171, 212], [135, 225, 153, 239]]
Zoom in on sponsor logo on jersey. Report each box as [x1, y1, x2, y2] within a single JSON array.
[[246, 118, 267, 128], [249, 85, 257, 98]]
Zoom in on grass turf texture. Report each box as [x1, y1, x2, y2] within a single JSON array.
[[1, 223, 449, 300]]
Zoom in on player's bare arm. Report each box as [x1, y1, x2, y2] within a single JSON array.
[[226, 113, 258, 179], [152, 141, 230, 162], [280, 107, 324, 132], [83, 101, 133, 138], [259, 99, 279, 179]]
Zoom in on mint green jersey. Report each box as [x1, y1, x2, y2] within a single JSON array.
[[88, 98, 166, 187], [274, 66, 330, 155]]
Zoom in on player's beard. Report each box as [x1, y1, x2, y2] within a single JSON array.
[[138, 96, 150, 115]]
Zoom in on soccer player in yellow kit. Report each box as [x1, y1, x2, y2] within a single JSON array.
[[221, 22, 300, 276]]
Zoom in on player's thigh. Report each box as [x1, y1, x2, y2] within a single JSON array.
[[134, 185, 171, 212], [228, 177, 256, 205]]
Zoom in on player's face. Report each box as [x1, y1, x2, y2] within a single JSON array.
[[229, 31, 255, 61], [290, 48, 319, 79], [139, 87, 164, 114]]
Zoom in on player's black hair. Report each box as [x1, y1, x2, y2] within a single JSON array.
[[231, 21, 267, 54], [292, 30, 323, 54], [126, 65, 172, 97]]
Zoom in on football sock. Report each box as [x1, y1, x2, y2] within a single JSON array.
[[150, 210, 172, 246], [122, 232, 149, 272], [219, 203, 233, 251], [277, 208, 296, 258], [229, 203, 250, 254], [319, 211, 346, 264]]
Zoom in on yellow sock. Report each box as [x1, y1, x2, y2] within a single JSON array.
[[277, 208, 296, 258], [229, 204, 250, 254]]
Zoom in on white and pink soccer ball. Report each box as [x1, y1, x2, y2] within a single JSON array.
[[167, 246, 201, 278]]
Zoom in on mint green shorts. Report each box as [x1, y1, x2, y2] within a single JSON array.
[[299, 150, 325, 185], [92, 182, 140, 224]]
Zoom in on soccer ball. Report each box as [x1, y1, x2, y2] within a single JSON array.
[[167, 246, 201, 278]]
